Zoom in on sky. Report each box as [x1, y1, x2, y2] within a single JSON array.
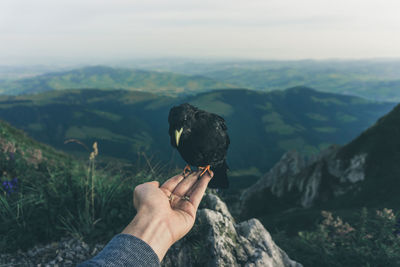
[[1, 0, 400, 64]]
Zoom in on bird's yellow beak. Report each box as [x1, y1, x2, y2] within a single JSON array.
[[175, 128, 183, 147]]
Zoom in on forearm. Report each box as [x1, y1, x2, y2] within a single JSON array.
[[122, 209, 174, 262]]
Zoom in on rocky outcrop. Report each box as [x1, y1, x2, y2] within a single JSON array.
[[163, 194, 302, 267], [241, 145, 368, 209], [1, 194, 301, 267], [0, 237, 105, 266]]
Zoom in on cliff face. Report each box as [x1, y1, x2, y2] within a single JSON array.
[[240, 103, 400, 222], [241, 144, 368, 213], [163, 194, 302, 267]]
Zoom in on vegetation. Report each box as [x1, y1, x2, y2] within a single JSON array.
[[275, 208, 400, 267], [0, 120, 164, 252]]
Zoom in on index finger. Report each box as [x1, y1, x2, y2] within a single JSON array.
[[160, 173, 185, 193], [189, 171, 213, 210]]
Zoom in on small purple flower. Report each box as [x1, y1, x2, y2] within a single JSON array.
[[2, 178, 18, 195]]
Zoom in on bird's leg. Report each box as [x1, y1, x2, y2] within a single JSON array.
[[183, 165, 192, 176], [198, 165, 211, 177]]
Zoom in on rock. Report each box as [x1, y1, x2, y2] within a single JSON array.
[[236, 219, 300, 267], [241, 150, 306, 203], [0, 237, 105, 266], [200, 192, 235, 221], [241, 146, 368, 209], [163, 194, 302, 267]]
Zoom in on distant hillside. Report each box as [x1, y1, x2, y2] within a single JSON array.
[[121, 59, 400, 102], [0, 66, 235, 96], [0, 87, 394, 177], [201, 67, 400, 102]]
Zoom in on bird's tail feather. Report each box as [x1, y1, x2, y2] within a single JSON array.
[[209, 161, 229, 189]]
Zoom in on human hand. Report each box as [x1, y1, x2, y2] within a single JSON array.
[[122, 170, 213, 261]]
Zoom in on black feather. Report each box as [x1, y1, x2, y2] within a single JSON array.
[[168, 103, 230, 189]]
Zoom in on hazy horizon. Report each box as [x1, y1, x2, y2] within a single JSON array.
[[2, 0, 400, 65]]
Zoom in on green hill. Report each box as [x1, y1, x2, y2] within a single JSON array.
[[201, 67, 400, 102], [0, 66, 235, 96], [0, 87, 394, 179]]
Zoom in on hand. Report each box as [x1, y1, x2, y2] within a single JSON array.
[[122, 170, 213, 261]]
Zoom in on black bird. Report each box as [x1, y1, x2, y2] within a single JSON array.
[[168, 103, 230, 188]]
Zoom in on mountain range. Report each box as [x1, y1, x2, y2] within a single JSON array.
[[0, 66, 234, 96], [201, 67, 400, 102], [129, 59, 400, 102], [123, 59, 400, 102], [0, 87, 394, 179], [2, 61, 400, 102]]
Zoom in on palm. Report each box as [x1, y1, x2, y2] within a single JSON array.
[[133, 171, 212, 243]]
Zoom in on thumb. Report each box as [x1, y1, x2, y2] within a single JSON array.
[[147, 181, 160, 188], [133, 181, 160, 210]]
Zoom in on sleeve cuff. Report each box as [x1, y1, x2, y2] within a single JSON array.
[[77, 233, 160, 267]]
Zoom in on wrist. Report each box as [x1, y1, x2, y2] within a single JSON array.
[[122, 210, 173, 261]]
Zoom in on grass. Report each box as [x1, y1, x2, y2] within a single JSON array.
[[0, 122, 167, 252]]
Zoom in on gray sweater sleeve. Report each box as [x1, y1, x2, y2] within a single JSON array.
[[77, 234, 160, 267]]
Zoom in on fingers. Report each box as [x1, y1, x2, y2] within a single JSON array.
[[188, 171, 213, 210], [161, 173, 185, 193], [172, 171, 201, 197]]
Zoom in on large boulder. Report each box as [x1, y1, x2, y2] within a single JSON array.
[[162, 194, 302, 267]]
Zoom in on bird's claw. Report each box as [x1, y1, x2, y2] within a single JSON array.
[[198, 165, 211, 177], [183, 165, 192, 176]]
